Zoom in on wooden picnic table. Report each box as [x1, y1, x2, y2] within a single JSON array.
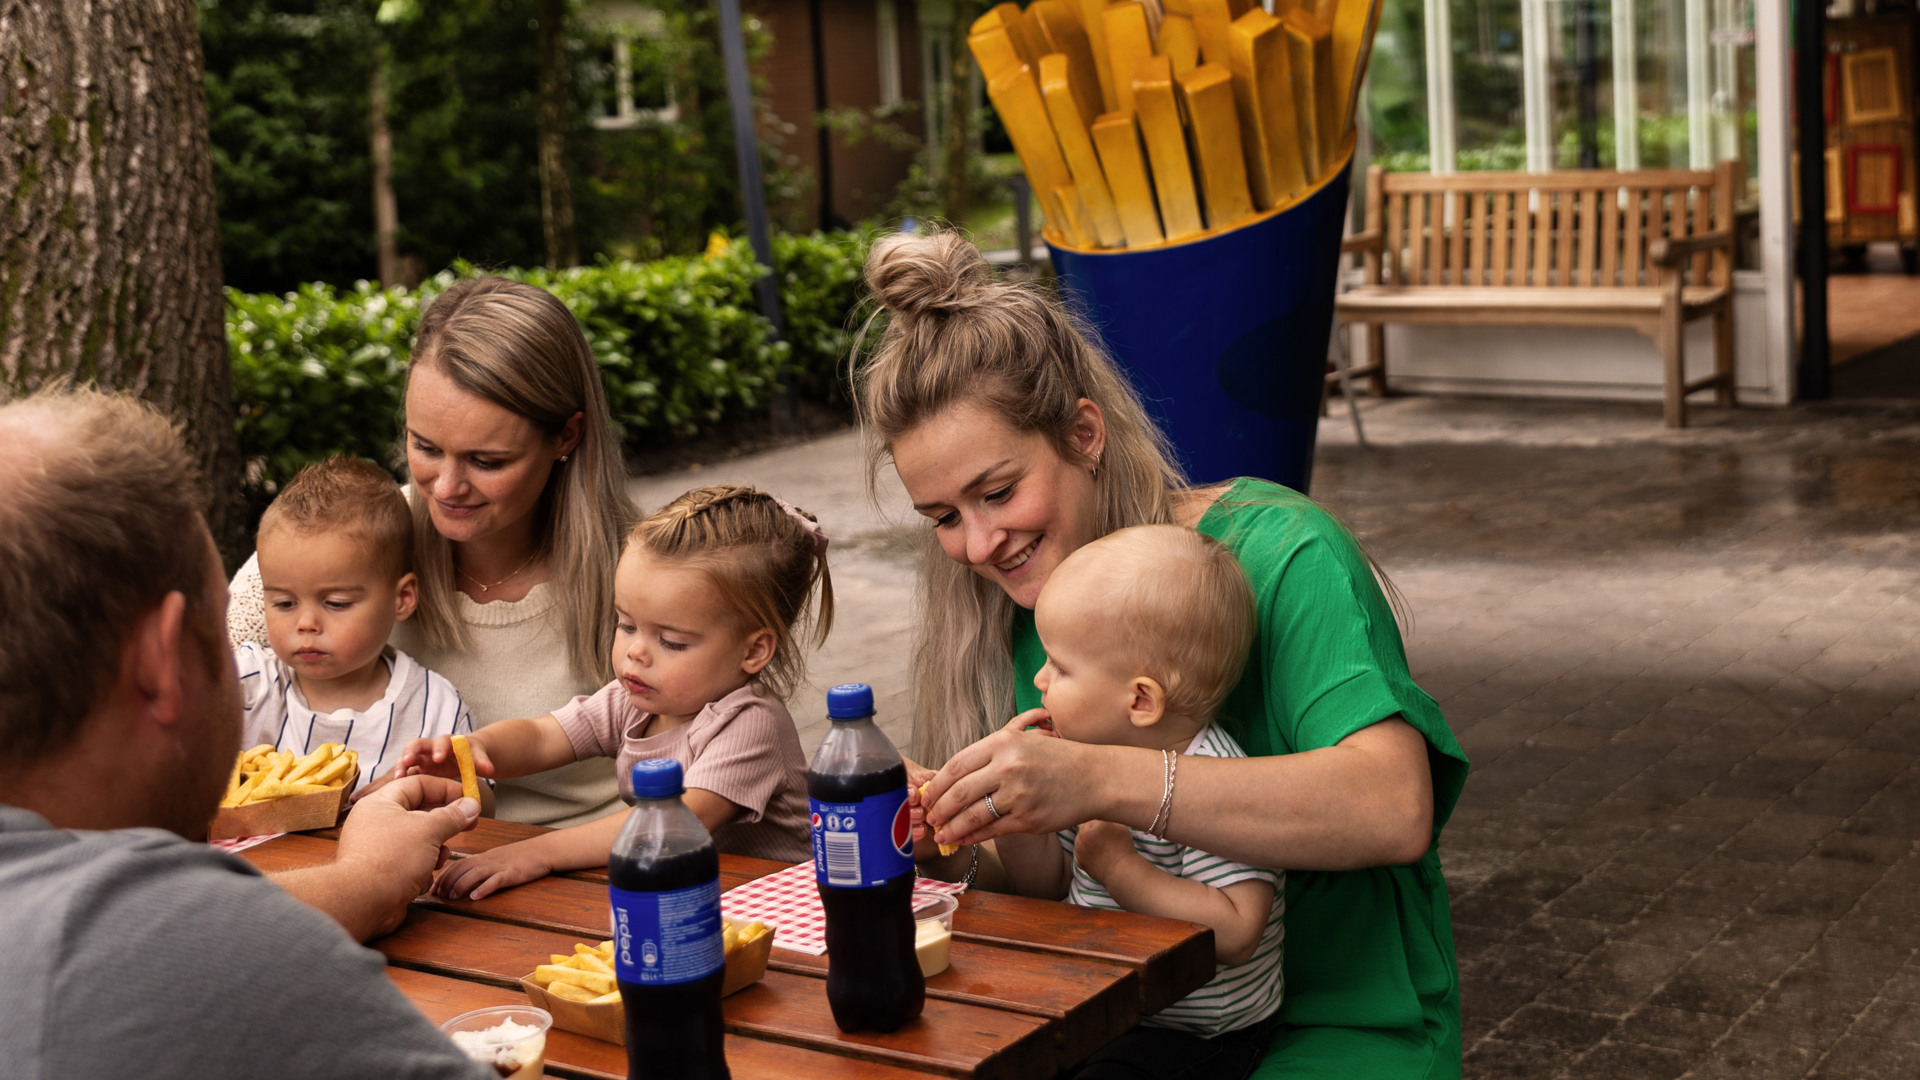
[[243, 818, 1216, 1080]]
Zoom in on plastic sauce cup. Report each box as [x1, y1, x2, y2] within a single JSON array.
[[440, 1004, 553, 1078], [913, 890, 958, 977]]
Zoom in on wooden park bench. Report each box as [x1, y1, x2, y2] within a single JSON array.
[[1336, 161, 1739, 427]]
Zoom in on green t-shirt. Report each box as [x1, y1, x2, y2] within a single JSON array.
[[1012, 478, 1469, 1079]]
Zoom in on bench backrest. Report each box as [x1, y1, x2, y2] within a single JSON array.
[[1362, 161, 1737, 290]]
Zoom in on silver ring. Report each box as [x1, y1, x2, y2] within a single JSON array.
[[983, 793, 1002, 820]]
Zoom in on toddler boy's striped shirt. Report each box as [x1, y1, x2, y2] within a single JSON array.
[[1059, 722, 1284, 1037]]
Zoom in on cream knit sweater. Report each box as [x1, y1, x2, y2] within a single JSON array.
[[227, 554, 622, 828]]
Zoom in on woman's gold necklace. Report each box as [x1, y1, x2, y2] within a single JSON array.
[[457, 550, 540, 593]]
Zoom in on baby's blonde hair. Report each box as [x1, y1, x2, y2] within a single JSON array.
[[628, 485, 834, 699], [1056, 525, 1254, 725]]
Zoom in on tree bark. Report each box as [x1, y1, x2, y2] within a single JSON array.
[[942, 0, 978, 223], [536, 0, 578, 269], [371, 43, 400, 288], [0, 0, 247, 566]]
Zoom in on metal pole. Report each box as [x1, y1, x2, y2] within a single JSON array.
[[1795, 0, 1830, 397], [715, 0, 794, 425], [1010, 174, 1033, 267]]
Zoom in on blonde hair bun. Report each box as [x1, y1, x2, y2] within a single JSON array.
[[865, 232, 992, 317]]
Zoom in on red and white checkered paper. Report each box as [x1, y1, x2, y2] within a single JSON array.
[[208, 833, 284, 856], [720, 860, 966, 956]]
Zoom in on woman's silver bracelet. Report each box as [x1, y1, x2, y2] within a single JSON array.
[[961, 842, 980, 887], [1146, 749, 1179, 839]]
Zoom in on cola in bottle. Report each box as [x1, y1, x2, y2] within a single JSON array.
[[609, 758, 730, 1080], [808, 683, 925, 1034]]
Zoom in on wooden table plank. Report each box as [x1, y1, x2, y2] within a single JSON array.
[[381, 907, 1139, 1067], [246, 827, 1212, 1072], [248, 835, 1213, 1014], [389, 967, 940, 1080]]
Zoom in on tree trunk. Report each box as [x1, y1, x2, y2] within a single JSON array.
[[0, 0, 247, 566], [536, 0, 578, 269], [942, 0, 978, 223], [371, 43, 401, 288]]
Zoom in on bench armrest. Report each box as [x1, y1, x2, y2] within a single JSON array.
[[1648, 228, 1734, 267], [1341, 230, 1382, 254]]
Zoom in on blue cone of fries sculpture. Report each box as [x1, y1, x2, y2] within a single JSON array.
[[972, 0, 1382, 492]]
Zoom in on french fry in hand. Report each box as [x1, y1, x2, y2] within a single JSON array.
[[918, 783, 962, 857], [449, 734, 481, 802]]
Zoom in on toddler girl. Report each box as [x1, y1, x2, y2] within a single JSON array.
[[395, 484, 830, 899]]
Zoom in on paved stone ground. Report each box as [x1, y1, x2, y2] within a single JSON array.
[[631, 394, 1920, 1079]]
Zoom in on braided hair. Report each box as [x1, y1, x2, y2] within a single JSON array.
[[628, 485, 834, 699]]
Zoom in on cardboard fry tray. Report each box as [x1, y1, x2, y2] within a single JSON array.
[[207, 764, 358, 840], [520, 926, 773, 1046]]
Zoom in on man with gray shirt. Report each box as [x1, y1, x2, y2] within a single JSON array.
[[0, 387, 491, 1080]]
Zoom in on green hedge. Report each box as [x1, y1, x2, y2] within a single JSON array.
[[229, 232, 871, 498]]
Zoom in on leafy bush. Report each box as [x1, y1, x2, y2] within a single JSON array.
[[228, 233, 871, 500]]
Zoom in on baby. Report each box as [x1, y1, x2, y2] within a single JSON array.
[[236, 456, 475, 795], [996, 524, 1282, 1080]]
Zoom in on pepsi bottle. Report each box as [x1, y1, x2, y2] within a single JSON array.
[[609, 758, 730, 1080], [808, 683, 926, 1033]]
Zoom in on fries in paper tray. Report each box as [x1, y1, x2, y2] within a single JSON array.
[[520, 922, 774, 1045], [208, 743, 359, 840]]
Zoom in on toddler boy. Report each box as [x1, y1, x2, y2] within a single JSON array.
[[997, 524, 1281, 1080], [237, 456, 473, 793]]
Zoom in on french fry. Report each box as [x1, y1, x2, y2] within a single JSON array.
[[917, 783, 963, 857], [1281, 8, 1336, 179], [979, 2, 1051, 69], [587, 990, 622, 1005], [248, 781, 333, 802], [1130, 55, 1205, 242], [1178, 63, 1256, 229], [1091, 111, 1166, 247], [309, 750, 356, 788], [984, 63, 1085, 246], [1229, 7, 1308, 209], [1103, 3, 1157, 113], [283, 744, 336, 785], [1040, 55, 1127, 248], [545, 981, 599, 1003], [967, 24, 1026, 83], [535, 964, 616, 995], [1330, 0, 1381, 142], [1156, 13, 1201, 76], [1029, 0, 1105, 126], [1052, 185, 1097, 250], [221, 770, 265, 808], [1190, 0, 1237, 67], [1072, 0, 1120, 111], [449, 734, 480, 802]]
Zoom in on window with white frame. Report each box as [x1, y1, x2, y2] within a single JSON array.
[[1367, 0, 1755, 178], [590, 5, 680, 130]]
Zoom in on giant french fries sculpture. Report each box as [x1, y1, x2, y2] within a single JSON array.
[[970, 0, 1381, 249]]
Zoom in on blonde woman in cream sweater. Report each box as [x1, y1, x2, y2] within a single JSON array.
[[229, 277, 638, 828]]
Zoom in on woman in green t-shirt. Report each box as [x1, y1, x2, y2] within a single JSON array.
[[857, 232, 1470, 1079]]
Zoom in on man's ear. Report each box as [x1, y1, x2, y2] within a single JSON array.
[[1127, 676, 1166, 728], [129, 590, 190, 729], [393, 571, 420, 622], [740, 628, 778, 676]]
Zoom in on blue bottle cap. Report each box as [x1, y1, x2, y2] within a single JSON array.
[[630, 758, 685, 798], [826, 683, 875, 719]]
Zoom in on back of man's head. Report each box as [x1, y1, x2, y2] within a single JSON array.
[[0, 386, 215, 760]]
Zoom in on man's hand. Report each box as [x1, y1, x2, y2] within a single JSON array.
[[273, 775, 479, 941], [1072, 820, 1139, 886]]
